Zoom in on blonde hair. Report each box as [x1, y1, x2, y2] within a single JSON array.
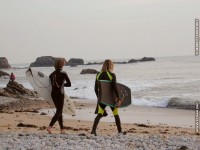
[[101, 59, 114, 72], [54, 58, 65, 69]]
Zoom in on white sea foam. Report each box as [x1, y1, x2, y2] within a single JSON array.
[[132, 97, 170, 107]]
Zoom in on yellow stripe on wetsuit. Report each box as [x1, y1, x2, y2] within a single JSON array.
[[96, 71, 113, 81], [97, 71, 118, 116], [98, 104, 118, 116]]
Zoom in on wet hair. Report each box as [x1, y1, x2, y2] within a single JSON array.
[[101, 59, 114, 72], [54, 58, 65, 69]]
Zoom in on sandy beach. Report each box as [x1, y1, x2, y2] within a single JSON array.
[[0, 96, 200, 149], [0, 97, 196, 134]]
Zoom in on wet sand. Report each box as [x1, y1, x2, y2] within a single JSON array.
[[0, 97, 197, 136]]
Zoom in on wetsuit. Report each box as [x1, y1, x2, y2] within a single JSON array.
[[94, 71, 120, 116], [91, 71, 122, 135], [49, 69, 71, 129]]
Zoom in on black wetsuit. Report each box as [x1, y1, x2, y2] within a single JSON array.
[[94, 71, 119, 114], [91, 71, 122, 135], [49, 69, 71, 129]]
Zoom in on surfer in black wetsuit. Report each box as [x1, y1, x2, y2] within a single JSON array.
[[91, 59, 122, 136], [47, 58, 71, 134]]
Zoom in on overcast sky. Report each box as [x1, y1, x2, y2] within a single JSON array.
[[0, 0, 200, 64]]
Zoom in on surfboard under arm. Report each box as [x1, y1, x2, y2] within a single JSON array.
[[98, 80, 131, 108]]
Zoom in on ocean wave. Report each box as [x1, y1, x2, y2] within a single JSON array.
[[132, 97, 170, 107]]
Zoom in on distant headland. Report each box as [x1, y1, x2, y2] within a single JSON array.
[[0, 56, 155, 68]]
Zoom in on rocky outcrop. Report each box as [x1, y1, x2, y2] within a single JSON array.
[[0, 81, 37, 98], [30, 56, 67, 67], [128, 59, 138, 63], [114, 61, 127, 64], [85, 61, 127, 65], [128, 57, 155, 63], [138, 57, 155, 62], [167, 97, 198, 110], [67, 58, 84, 67], [86, 57, 155, 65], [0, 57, 11, 69], [85, 62, 103, 65], [80, 69, 99, 74], [0, 70, 10, 77]]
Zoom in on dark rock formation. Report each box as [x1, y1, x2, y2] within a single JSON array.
[[128, 59, 138, 63], [0, 70, 10, 77], [114, 61, 127, 64], [0, 81, 37, 98], [85, 62, 103, 65], [30, 56, 67, 67], [86, 57, 155, 65], [138, 57, 155, 62], [167, 97, 198, 110], [67, 58, 84, 67], [0, 57, 11, 69], [85, 61, 127, 65], [80, 69, 99, 74], [128, 57, 155, 63]]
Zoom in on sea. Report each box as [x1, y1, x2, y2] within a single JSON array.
[[1, 55, 200, 108]]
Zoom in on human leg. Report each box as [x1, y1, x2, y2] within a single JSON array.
[[91, 114, 102, 136], [57, 94, 64, 129], [47, 93, 64, 133], [91, 103, 106, 136], [111, 107, 122, 133], [94, 103, 108, 117]]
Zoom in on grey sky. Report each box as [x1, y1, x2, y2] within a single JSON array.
[[0, 0, 200, 64]]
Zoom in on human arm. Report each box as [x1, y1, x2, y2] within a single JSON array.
[[94, 77, 98, 97], [64, 73, 71, 87], [111, 73, 119, 98], [49, 73, 53, 85]]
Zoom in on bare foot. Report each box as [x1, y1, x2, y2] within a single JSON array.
[[47, 126, 52, 134], [60, 129, 65, 134]]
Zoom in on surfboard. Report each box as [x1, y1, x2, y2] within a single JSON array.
[[25, 68, 76, 116], [98, 80, 132, 108]]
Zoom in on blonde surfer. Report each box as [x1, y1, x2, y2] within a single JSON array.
[[91, 59, 122, 136]]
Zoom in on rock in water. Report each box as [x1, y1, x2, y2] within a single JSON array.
[[167, 97, 198, 110], [138, 57, 155, 62], [0, 57, 11, 69], [67, 58, 84, 66], [30, 56, 67, 67], [80, 69, 99, 74], [128, 59, 138, 63]]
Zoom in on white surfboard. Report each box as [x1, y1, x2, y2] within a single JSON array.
[[25, 68, 76, 116]]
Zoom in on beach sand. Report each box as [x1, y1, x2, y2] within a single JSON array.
[[0, 97, 197, 136], [1, 97, 200, 149]]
